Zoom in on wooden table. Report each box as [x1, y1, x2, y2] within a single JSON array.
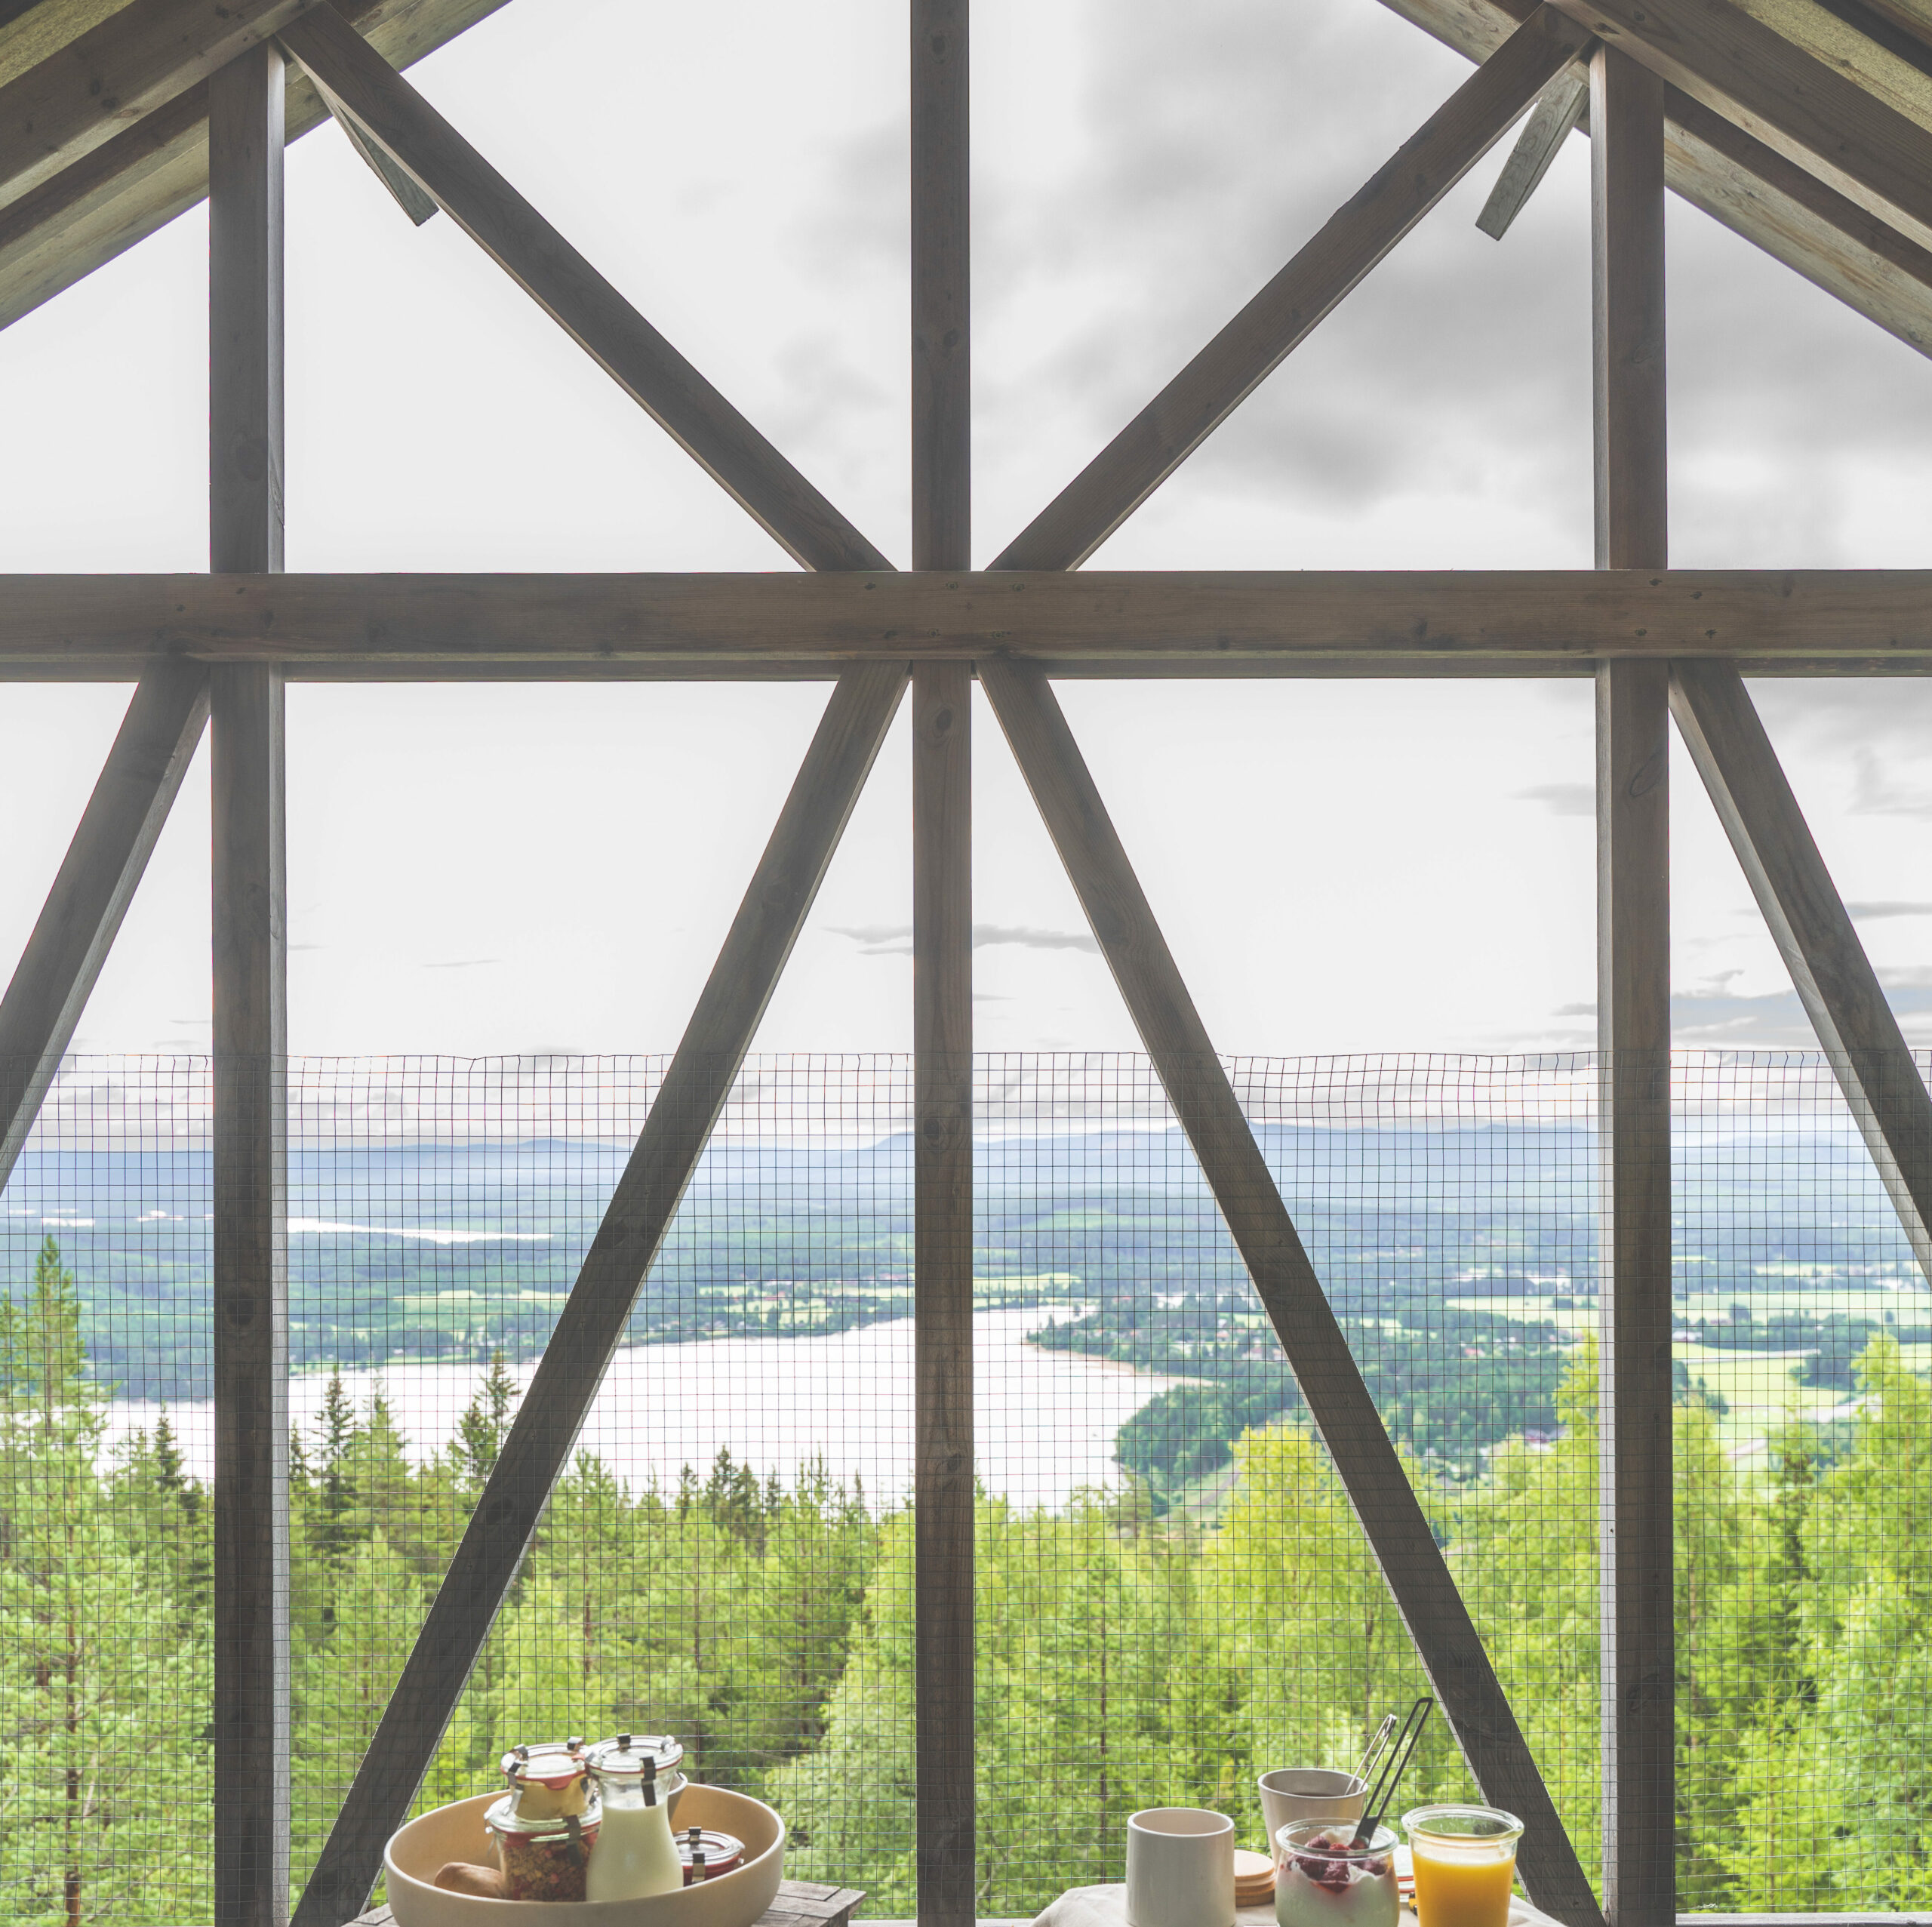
[[347, 1879, 865, 1927]]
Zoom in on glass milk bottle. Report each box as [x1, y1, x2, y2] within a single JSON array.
[[586, 1735, 685, 1901]]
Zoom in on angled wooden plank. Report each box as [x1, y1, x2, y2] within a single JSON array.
[[911, 5, 974, 1924], [0, 662, 208, 1192], [275, 2, 890, 574], [209, 42, 289, 1927], [977, 653, 1604, 1927], [1671, 658, 1932, 1275], [0, 0, 509, 334], [0, 0, 310, 209], [291, 659, 909, 1927], [317, 80, 435, 223], [16, 570, 1932, 676], [988, 3, 1592, 571], [1477, 63, 1588, 239], [1591, 48, 1674, 1927], [1546, 0, 1932, 249], [1374, 0, 1932, 355]]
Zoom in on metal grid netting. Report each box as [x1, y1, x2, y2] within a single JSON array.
[[0, 1052, 1924, 1920]]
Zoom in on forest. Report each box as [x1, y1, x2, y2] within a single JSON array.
[[2, 1234, 1928, 1924]]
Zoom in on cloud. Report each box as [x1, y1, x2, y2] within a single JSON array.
[[1517, 783, 1595, 817], [829, 923, 1101, 956], [1847, 901, 1932, 919], [1850, 748, 1932, 819], [423, 959, 502, 970]]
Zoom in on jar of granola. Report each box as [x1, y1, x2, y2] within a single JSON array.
[[484, 1796, 602, 1902]]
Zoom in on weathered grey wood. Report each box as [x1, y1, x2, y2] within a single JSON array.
[[1593, 49, 1672, 1927], [1477, 62, 1588, 239], [17, 569, 1932, 675], [317, 81, 435, 223], [291, 660, 909, 1927], [0, 661, 208, 1193], [1372, 0, 1932, 356], [1671, 658, 1932, 1276], [988, 3, 1590, 571], [346, 1880, 866, 1927], [0, 0, 509, 333], [1548, 0, 1932, 250], [209, 46, 288, 1927], [977, 654, 1603, 1927], [912, 5, 974, 1921], [276, 2, 889, 574], [0, 0, 309, 210], [913, 660, 973, 1927]]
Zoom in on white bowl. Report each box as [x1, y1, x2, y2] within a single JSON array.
[[384, 1781, 786, 1927]]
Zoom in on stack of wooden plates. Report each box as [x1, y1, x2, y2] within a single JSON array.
[[1234, 1849, 1275, 1908]]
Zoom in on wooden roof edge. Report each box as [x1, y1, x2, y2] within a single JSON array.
[[0, 0, 511, 333], [1377, 0, 1932, 356]]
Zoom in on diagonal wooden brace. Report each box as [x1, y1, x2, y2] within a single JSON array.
[[1671, 657, 1932, 1278], [977, 654, 1604, 1927], [989, 2, 1592, 572], [291, 658, 908, 1927], [276, 3, 891, 574], [0, 661, 209, 1192]]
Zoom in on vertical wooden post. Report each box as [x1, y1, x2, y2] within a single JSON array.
[[912, 3, 974, 1924], [1592, 42, 1673, 1927], [210, 42, 290, 1927]]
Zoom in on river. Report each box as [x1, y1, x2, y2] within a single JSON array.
[[102, 1307, 1177, 1511]]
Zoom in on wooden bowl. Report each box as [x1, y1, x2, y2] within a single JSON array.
[[384, 1783, 786, 1927]]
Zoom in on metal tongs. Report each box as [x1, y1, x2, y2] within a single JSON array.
[[1351, 1696, 1433, 1849]]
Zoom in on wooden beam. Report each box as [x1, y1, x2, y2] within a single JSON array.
[[0, 0, 308, 210], [290, 659, 909, 1927], [988, 3, 1592, 571], [1592, 48, 1672, 1927], [275, 3, 890, 574], [1547, 0, 1932, 251], [0, 0, 509, 334], [317, 80, 435, 224], [0, 662, 208, 1190], [911, 6, 974, 1925], [1671, 658, 1932, 1275], [209, 42, 288, 1927], [1371, 0, 1932, 356], [14, 570, 1932, 674], [977, 653, 1604, 1927], [1477, 63, 1589, 239]]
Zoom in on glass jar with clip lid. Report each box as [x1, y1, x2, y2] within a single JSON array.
[[584, 1734, 688, 1902], [485, 1738, 601, 1901]]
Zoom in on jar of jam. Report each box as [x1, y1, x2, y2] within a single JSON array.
[[678, 1824, 746, 1884]]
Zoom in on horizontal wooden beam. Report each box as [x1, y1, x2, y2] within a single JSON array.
[[1546, 0, 1932, 251], [0, 0, 310, 211], [990, 4, 1593, 571], [0, 0, 508, 333], [277, 3, 891, 574], [6, 570, 1932, 676]]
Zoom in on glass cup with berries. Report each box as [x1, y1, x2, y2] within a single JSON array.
[[1274, 1821, 1400, 1927]]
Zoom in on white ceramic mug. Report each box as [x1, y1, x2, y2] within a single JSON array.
[[1256, 1770, 1364, 1862], [1126, 1807, 1235, 1927]]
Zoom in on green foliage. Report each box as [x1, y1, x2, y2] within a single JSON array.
[[8, 1230, 1932, 1919]]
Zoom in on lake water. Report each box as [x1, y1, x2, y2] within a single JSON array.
[[102, 1307, 1177, 1512]]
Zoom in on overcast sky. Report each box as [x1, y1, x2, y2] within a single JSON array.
[[2, 0, 1930, 1061]]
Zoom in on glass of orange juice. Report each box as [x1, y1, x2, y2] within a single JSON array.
[[1401, 1806, 1523, 1927]]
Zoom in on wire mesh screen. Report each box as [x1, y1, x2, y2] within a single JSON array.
[[0, 1051, 1926, 1921]]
